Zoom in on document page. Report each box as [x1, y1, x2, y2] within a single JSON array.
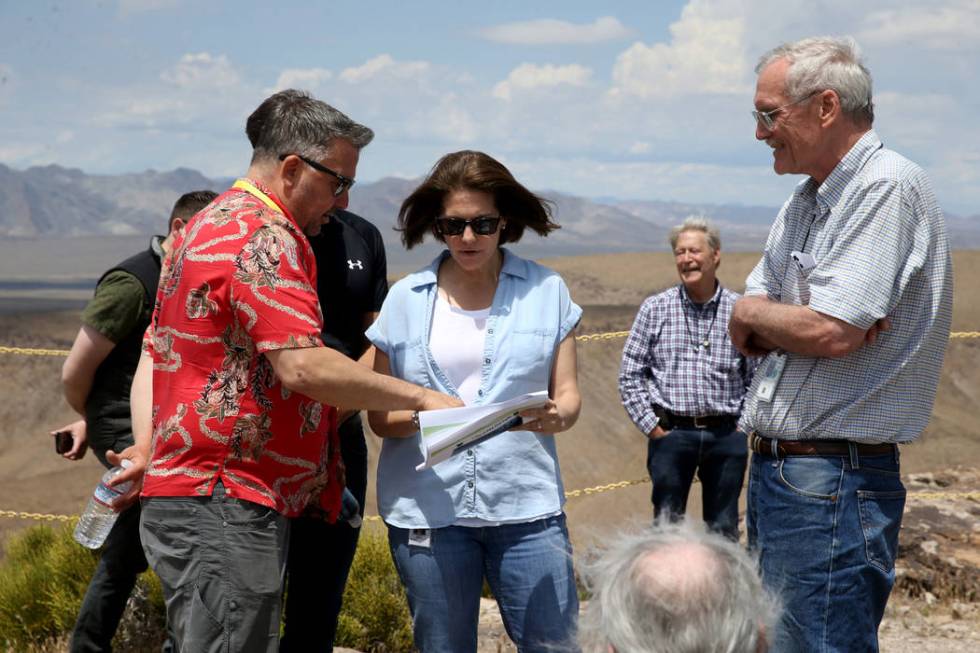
[[415, 390, 549, 471]]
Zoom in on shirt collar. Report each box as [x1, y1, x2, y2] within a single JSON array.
[[815, 130, 882, 212], [409, 247, 524, 289], [679, 281, 721, 308], [232, 177, 299, 228], [150, 235, 165, 260]]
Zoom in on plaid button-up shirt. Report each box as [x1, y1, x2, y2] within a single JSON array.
[[740, 131, 953, 444], [619, 283, 754, 436]]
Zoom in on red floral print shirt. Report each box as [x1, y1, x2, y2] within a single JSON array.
[[141, 179, 341, 518]]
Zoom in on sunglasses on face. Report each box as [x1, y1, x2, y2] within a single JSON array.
[[278, 153, 356, 197], [434, 215, 502, 236], [751, 91, 821, 130]]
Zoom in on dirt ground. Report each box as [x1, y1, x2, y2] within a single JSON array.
[[1, 250, 977, 650]]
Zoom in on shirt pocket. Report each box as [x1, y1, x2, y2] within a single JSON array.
[[505, 328, 557, 383], [389, 338, 429, 385]]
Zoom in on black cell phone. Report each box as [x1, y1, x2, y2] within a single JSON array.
[[54, 431, 72, 454]]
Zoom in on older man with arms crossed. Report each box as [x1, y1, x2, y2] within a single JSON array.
[[110, 90, 459, 652], [620, 217, 753, 540], [730, 37, 952, 652]]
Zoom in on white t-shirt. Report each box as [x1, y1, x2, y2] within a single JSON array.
[[429, 294, 489, 405], [429, 292, 561, 527]]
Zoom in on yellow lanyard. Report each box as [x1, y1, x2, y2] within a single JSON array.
[[232, 179, 283, 214]]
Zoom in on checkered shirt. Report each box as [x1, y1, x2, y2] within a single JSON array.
[[740, 130, 953, 444], [619, 283, 754, 436]]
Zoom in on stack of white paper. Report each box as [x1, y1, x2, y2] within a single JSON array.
[[415, 390, 550, 471]]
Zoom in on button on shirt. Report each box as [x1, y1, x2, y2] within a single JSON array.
[[619, 284, 752, 436], [740, 131, 953, 444], [366, 249, 582, 529]]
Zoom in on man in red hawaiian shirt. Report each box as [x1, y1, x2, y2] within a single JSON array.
[[110, 90, 460, 652]]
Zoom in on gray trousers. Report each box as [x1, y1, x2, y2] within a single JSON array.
[[140, 482, 289, 653]]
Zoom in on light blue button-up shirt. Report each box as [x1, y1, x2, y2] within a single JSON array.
[[366, 249, 582, 529]]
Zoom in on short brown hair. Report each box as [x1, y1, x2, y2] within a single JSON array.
[[398, 150, 559, 249], [168, 190, 218, 232]]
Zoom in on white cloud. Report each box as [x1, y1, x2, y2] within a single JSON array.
[[160, 52, 240, 88], [610, 0, 750, 99], [858, 0, 980, 51], [274, 68, 333, 91], [493, 63, 592, 101], [480, 16, 634, 45], [629, 142, 652, 154], [339, 55, 429, 83], [508, 155, 799, 207], [93, 53, 253, 130], [422, 94, 480, 143]]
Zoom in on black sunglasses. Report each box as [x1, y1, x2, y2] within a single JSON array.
[[279, 153, 355, 197], [435, 216, 502, 236]]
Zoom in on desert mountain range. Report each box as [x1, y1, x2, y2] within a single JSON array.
[[4, 163, 978, 268]]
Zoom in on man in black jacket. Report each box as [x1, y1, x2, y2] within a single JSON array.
[[55, 190, 217, 653], [280, 207, 389, 652]]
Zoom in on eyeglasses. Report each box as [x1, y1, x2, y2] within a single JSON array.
[[279, 153, 355, 197], [751, 91, 820, 130], [435, 215, 502, 236]]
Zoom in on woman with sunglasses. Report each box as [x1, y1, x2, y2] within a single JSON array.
[[366, 150, 582, 653]]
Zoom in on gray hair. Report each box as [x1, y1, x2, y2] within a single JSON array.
[[578, 520, 780, 653], [756, 36, 874, 125], [245, 89, 374, 164], [669, 216, 721, 252]]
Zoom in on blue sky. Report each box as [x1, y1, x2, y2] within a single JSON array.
[[1, 0, 978, 214]]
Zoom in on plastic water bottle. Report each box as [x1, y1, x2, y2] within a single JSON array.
[[74, 460, 133, 549], [340, 487, 362, 529]]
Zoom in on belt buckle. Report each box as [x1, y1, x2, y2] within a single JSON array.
[[693, 415, 708, 429]]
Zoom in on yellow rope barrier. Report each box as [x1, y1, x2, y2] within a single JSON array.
[[0, 345, 71, 357], [0, 327, 977, 521], [0, 509, 76, 523], [3, 486, 976, 523], [3, 330, 977, 358], [574, 331, 631, 343]]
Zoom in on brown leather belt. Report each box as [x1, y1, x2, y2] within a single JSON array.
[[750, 433, 896, 458]]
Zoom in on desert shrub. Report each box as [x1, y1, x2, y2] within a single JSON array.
[[335, 523, 414, 652], [0, 523, 166, 652], [0, 523, 98, 648], [2, 521, 413, 652]]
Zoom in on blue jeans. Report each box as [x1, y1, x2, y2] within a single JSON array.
[[387, 514, 579, 653], [647, 424, 747, 539], [747, 447, 905, 653], [140, 482, 290, 653]]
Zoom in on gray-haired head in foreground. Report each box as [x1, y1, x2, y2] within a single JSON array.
[[578, 520, 780, 653], [245, 89, 374, 165], [756, 36, 874, 125], [669, 216, 721, 252]]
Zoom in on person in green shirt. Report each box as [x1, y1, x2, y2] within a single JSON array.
[[53, 190, 217, 653]]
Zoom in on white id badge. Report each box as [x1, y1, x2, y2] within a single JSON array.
[[756, 351, 787, 403], [408, 528, 432, 549], [790, 251, 816, 275]]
